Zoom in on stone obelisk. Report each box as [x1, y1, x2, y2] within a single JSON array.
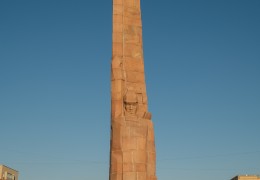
[[110, 0, 157, 180]]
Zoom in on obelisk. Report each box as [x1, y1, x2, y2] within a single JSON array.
[[110, 0, 157, 180]]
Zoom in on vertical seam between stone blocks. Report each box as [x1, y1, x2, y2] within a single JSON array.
[[121, 0, 125, 179], [131, 151, 134, 177], [121, 0, 127, 94], [121, 0, 127, 119]]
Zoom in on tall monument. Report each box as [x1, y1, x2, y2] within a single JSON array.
[[110, 0, 157, 180]]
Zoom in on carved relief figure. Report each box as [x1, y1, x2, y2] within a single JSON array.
[[123, 91, 138, 117], [110, 0, 157, 178]]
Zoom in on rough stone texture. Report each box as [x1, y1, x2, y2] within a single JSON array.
[[110, 0, 157, 179]]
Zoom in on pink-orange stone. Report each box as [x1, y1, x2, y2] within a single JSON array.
[[109, 0, 157, 180]]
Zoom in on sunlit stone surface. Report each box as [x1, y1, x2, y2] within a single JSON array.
[[109, 0, 157, 179]]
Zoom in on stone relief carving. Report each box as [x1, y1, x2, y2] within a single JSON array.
[[123, 90, 138, 117], [123, 89, 152, 120]]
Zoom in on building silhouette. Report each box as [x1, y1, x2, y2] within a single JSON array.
[[231, 175, 260, 180], [0, 165, 18, 180]]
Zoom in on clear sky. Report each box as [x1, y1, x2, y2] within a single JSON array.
[[0, 0, 259, 180]]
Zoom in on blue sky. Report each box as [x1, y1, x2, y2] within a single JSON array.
[[0, 0, 260, 180]]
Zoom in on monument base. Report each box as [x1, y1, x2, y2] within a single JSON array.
[[110, 117, 157, 180]]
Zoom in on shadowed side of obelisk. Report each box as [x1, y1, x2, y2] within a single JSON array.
[[110, 0, 157, 180]]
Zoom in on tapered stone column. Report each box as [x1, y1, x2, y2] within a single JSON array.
[[110, 0, 157, 180]]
